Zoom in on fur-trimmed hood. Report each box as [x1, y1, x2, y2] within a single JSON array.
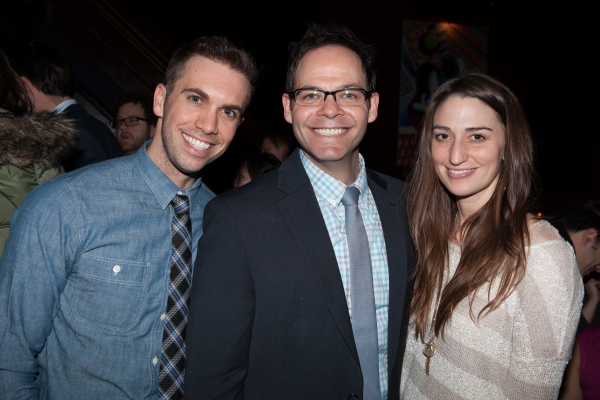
[[0, 112, 78, 168]]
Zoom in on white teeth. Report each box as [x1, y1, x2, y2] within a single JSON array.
[[449, 169, 473, 175], [183, 133, 210, 150], [313, 128, 345, 136]]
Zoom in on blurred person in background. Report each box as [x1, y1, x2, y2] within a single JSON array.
[[0, 47, 76, 256], [559, 325, 600, 399], [113, 91, 157, 155], [550, 200, 600, 331], [232, 151, 281, 188], [16, 40, 122, 171], [261, 129, 297, 162]]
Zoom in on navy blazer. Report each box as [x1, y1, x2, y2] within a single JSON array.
[[62, 103, 122, 171], [186, 150, 414, 400]]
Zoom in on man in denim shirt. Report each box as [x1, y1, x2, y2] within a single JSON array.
[[0, 36, 257, 399]]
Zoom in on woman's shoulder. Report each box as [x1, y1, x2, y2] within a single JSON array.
[[523, 218, 579, 278], [523, 219, 580, 291], [527, 218, 565, 247]]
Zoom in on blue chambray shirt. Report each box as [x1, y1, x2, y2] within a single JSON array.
[[0, 142, 214, 399], [300, 151, 390, 400]]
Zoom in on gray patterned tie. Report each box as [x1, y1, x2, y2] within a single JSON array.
[[158, 194, 192, 399], [341, 186, 381, 400]]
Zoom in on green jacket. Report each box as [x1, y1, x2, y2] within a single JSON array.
[[0, 112, 77, 256]]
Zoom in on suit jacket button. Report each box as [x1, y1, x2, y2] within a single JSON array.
[[348, 395, 360, 400]]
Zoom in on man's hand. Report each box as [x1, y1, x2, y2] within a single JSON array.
[[582, 275, 600, 323], [585, 277, 600, 301]]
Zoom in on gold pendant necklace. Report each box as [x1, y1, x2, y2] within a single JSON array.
[[422, 314, 438, 376], [422, 337, 436, 375]]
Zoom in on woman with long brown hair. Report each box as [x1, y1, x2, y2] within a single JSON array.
[[400, 73, 583, 399]]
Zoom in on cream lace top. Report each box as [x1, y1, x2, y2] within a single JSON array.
[[400, 220, 584, 399]]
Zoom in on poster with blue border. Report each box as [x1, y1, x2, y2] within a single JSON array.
[[398, 21, 489, 167]]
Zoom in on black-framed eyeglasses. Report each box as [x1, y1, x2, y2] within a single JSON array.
[[111, 117, 148, 128], [287, 88, 373, 106]]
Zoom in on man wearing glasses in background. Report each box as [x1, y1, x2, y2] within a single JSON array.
[[186, 24, 414, 400], [113, 91, 158, 155]]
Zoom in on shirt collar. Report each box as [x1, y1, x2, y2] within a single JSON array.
[[135, 142, 204, 210], [53, 98, 77, 114], [300, 150, 369, 208]]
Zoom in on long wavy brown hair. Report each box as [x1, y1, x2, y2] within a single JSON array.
[[406, 73, 536, 341]]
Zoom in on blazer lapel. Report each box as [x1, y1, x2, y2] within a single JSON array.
[[367, 170, 408, 379], [276, 151, 360, 364]]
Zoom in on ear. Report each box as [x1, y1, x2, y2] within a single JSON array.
[[20, 76, 33, 89], [585, 228, 599, 247], [282, 93, 293, 124], [237, 116, 245, 128], [367, 92, 379, 123], [154, 84, 167, 118], [20, 76, 37, 101]]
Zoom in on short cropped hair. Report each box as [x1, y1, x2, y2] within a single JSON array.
[[552, 200, 600, 243], [113, 91, 157, 125], [17, 41, 74, 98], [286, 24, 377, 92], [164, 36, 258, 101]]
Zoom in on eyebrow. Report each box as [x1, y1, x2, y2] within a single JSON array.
[[465, 126, 493, 132], [338, 83, 365, 90], [222, 104, 244, 114], [295, 84, 366, 91], [432, 125, 493, 131], [181, 88, 244, 113], [182, 88, 209, 100]]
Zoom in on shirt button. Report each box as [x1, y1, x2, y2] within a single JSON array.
[[112, 265, 121, 275], [152, 356, 158, 366], [160, 313, 166, 321], [177, 190, 185, 195]]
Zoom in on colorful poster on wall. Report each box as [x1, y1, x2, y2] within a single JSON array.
[[398, 20, 489, 167]]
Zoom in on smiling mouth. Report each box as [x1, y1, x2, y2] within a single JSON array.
[[183, 133, 211, 150], [313, 128, 347, 136], [448, 168, 475, 175]]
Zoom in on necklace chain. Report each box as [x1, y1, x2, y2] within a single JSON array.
[[422, 316, 437, 375]]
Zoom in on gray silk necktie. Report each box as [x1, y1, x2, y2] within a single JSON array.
[[341, 186, 381, 400]]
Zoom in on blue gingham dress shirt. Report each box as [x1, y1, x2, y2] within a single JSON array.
[[300, 151, 390, 400]]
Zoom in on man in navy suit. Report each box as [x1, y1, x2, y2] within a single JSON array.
[[186, 25, 414, 400], [18, 41, 122, 170]]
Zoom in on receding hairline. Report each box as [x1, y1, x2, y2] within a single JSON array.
[[291, 44, 368, 89]]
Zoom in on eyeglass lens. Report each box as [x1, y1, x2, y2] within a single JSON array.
[[112, 117, 141, 128], [294, 89, 367, 106]]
